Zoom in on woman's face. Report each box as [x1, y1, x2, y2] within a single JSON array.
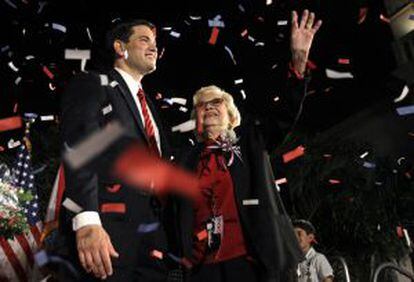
[[195, 92, 230, 136]]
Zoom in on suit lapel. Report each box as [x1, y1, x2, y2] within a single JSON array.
[[229, 142, 250, 203], [108, 69, 147, 141]]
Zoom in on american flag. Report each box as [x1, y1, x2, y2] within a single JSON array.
[[0, 131, 43, 281]]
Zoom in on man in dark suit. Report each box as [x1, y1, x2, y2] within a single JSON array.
[[59, 19, 170, 281]]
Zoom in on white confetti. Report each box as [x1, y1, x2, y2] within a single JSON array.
[[394, 85, 410, 103], [277, 20, 288, 26], [240, 89, 246, 100], [234, 78, 243, 85], [37, 1, 47, 14], [171, 120, 196, 133], [403, 229, 411, 247], [189, 15, 202, 21], [242, 199, 259, 206], [4, 0, 17, 9], [169, 31, 181, 38], [8, 139, 21, 149], [8, 61, 19, 72], [64, 121, 126, 170], [326, 69, 354, 79], [86, 27, 93, 42], [14, 77, 22, 85], [62, 198, 83, 213], [65, 49, 91, 60], [51, 23, 67, 33], [1, 45, 10, 52], [179, 106, 188, 113], [224, 45, 237, 65], [40, 115, 54, 121], [110, 81, 119, 88], [170, 97, 187, 105], [100, 74, 109, 86], [102, 105, 113, 115]]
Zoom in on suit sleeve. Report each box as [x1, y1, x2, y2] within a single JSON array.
[[60, 73, 106, 214]]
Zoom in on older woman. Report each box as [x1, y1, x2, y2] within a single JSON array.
[[174, 85, 302, 282], [172, 10, 322, 282]]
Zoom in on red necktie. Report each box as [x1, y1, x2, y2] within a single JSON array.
[[137, 88, 160, 155]]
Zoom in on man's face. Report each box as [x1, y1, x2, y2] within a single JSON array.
[[195, 92, 230, 134], [124, 25, 157, 75], [294, 227, 314, 253]]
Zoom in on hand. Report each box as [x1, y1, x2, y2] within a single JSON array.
[[290, 10, 322, 74], [76, 225, 119, 279]]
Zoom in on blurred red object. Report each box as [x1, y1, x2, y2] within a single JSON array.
[[113, 144, 200, 199]]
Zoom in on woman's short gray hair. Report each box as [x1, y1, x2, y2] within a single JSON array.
[[191, 85, 241, 142]]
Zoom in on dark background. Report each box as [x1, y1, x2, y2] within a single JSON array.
[[1, 1, 414, 279]]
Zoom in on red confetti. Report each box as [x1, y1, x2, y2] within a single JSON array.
[[358, 7, 369, 24], [338, 58, 350, 64], [196, 229, 208, 241], [306, 60, 317, 70], [155, 92, 163, 100], [329, 179, 341, 184], [379, 14, 390, 24], [240, 29, 248, 37], [42, 66, 54, 80], [396, 226, 404, 238], [106, 184, 121, 193], [13, 103, 18, 113], [113, 144, 200, 199], [0, 116, 23, 132], [208, 27, 220, 45], [100, 203, 126, 213], [180, 257, 193, 269], [275, 178, 287, 185], [282, 145, 305, 163]]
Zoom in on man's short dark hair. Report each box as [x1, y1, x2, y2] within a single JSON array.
[[292, 219, 316, 235], [106, 19, 156, 62]]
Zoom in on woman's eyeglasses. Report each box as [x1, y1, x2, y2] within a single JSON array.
[[195, 98, 224, 109]]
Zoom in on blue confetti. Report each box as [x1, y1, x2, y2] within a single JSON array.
[[137, 222, 160, 233], [363, 161, 376, 169], [396, 105, 414, 116]]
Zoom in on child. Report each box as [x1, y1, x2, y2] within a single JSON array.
[[293, 219, 334, 282]]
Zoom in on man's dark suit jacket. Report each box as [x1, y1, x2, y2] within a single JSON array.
[[59, 69, 171, 281]]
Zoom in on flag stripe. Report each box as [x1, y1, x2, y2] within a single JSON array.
[[0, 246, 20, 281], [15, 234, 34, 267], [55, 165, 65, 220], [0, 237, 27, 282], [8, 236, 32, 276], [31, 223, 42, 248]]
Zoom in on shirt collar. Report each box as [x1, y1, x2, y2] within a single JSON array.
[[114, 67, 142, 95], [305, 247, 316, 260]]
